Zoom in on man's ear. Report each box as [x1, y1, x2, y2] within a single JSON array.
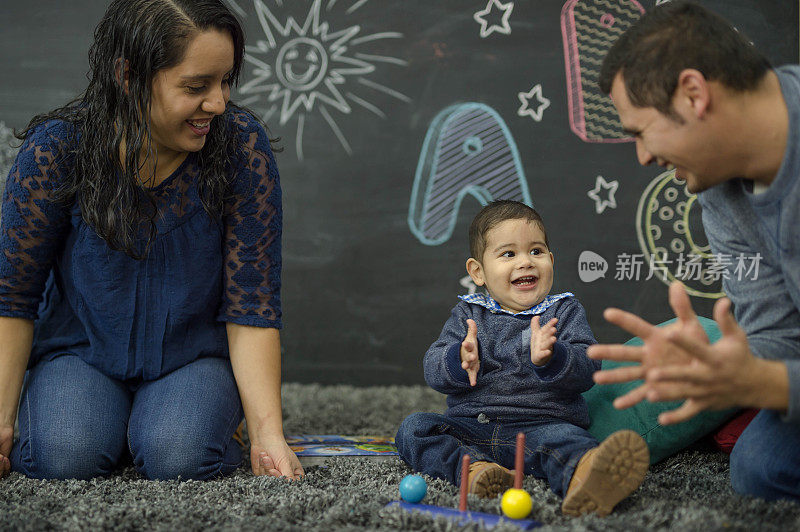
[[466, 258, 485, 287], [114, 58, 130, 94], [675, 68, 711, 119]]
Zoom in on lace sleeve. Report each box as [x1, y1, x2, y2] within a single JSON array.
[[0, 122, 73, 319], [219, 113, 282, 328]]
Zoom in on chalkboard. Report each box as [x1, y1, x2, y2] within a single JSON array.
[[0, 1, 797, 385]]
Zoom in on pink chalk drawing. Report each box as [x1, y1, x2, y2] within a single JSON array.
[[561, 0, 645, 143]]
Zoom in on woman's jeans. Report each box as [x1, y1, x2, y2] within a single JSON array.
[[396, 412, 598, 497], [11, 354, 243, 480], [730, 409, 800, 501]]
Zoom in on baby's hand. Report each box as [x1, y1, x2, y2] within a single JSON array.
[[461, 319, 480, 386], [530, 316, 558, 366]]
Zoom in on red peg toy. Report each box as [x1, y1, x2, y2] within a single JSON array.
[[386, 443, 539, 529], [459, 453, 470, 511]]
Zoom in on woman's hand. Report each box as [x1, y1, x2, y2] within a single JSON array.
[[0, 424, 13, 478], [226, 325, 302, 479], [249, 431, 304, 479], [0, 318, 34, 479]]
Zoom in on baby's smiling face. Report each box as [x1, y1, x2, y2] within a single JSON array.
[[467, 218, 554, 313]]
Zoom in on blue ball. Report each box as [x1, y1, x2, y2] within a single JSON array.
[[399, 474, 427, 503]]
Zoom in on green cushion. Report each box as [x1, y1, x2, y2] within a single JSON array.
[[583, 317, 736, 463]]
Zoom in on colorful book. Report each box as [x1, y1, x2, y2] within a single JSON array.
[[286, 434, 398, 465]]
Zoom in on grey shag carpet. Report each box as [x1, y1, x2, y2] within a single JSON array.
[[2, 383, 800, 531]]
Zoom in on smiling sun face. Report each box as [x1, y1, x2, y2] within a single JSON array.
[[235, 0, 410, 160], [276, 37, 328, 91]]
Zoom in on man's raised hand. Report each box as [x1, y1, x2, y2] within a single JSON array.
[[587, 281, 711, 410], [646, 295, 786, 424]]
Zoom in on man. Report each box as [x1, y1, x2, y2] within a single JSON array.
[[589, 1, 800, 501]]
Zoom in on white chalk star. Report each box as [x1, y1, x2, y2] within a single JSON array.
[[517, 84, 550, 122], [587, 175, 619, 214], [473, 0, 514, 38]]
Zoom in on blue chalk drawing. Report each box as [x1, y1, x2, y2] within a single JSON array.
[[408, 103, 532, 246]]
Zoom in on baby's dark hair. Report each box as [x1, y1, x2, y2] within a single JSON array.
[[469, 200, 549, 260]]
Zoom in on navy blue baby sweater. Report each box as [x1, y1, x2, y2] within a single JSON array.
[[423, 295, 599, 428]]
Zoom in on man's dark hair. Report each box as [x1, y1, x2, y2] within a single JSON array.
[[599, 1, 771, 116], [469, 200, 549, 261]]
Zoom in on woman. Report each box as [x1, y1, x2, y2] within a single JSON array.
[[0, 0, 303, 481]]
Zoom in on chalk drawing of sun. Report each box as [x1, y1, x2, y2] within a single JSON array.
[[225, 0, 411, 160]]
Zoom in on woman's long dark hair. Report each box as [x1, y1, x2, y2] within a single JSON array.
[[16, 0, 249, 259]]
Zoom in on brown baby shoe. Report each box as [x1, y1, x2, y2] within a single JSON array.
[[561, 429, 649, 517], [467, 460, 514, 498]]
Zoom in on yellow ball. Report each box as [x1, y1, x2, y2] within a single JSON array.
[[500, 488, 533, 520]]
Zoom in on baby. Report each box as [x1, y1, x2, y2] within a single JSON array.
[[396, 200, 648, 516]]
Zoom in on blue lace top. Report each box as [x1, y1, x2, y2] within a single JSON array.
[[0, 108, 282, 380]]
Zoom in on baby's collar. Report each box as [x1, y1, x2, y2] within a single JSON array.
[[458, 292, 574, 316]]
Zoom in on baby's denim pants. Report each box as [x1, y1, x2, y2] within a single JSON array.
[[396, 411, 598, 497]]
